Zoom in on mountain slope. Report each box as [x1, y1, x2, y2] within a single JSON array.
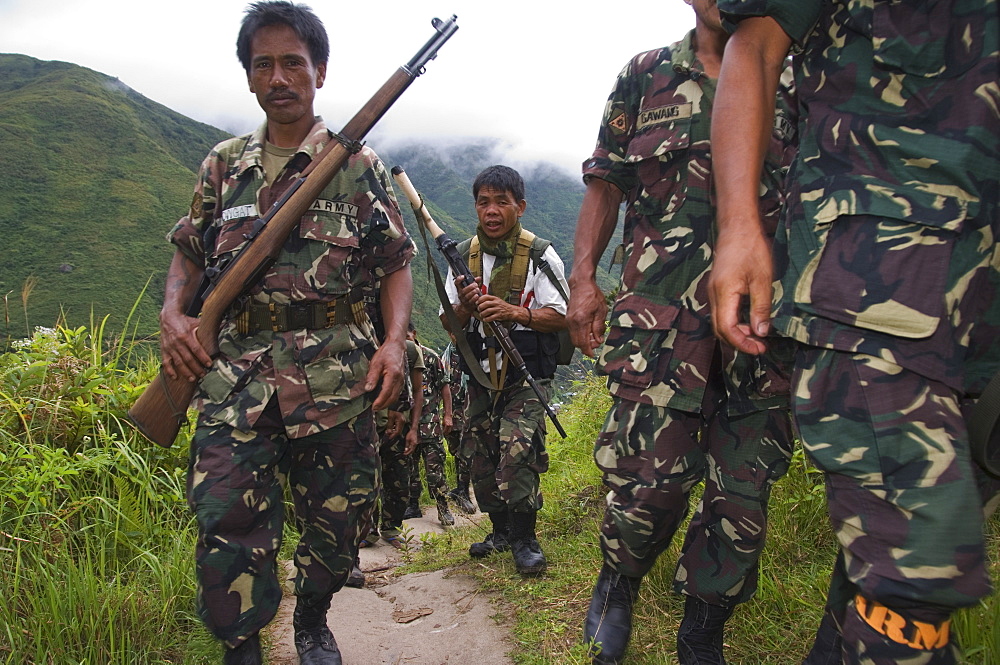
[[0, 53, 229, 340], [0, 54, 617, 354]]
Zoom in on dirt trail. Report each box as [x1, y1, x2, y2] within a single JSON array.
[[264, 508, 514, 665]]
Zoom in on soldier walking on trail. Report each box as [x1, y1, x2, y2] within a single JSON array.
[[566, 1, 798, 663], [710, 2, 1000, 663], [157, 2, 414, 663], [443, 339, 477, 515], [405, 331, 456, 527], [442, 165, 570, 576]]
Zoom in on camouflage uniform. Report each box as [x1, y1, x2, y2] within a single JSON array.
[[443, 344, 473, 493], [719, 1, 1000, 662], [169, 118, 414, 646], [581, 30, 797, 604], [408, 344, 451, 503], [444, 238, 568, 516]]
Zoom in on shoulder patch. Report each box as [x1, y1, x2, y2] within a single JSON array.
[[609, 112, 628, 135], [189, 192, 203, 219]]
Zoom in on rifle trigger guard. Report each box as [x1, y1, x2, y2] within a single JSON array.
[[331, 132, 364, 155]]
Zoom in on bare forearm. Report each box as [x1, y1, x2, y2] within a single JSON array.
[[379, 266, 413, 348], [516, 306, 565, 333], [162, 250, 204, 317], [569, 178, 623, 287], [713, 16, 791, 235]]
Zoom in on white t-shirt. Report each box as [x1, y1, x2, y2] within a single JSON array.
[[441, 244, 568, 373]]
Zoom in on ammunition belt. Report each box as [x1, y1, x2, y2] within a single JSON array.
[[230, 296, 366, 334]]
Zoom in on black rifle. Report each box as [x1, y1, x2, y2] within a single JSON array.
[[391, 166, 567, 438], [129, 16, 459, 448]]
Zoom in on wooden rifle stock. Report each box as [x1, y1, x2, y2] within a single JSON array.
[[129, 16, 459, 447], [391, 167, 567, 438]]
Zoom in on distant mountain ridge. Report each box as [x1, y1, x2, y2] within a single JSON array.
[[0, 54, 612, 352]]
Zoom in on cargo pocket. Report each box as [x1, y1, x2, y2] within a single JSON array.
[[794, 185, 968, 338], [598, 323, 677, 392]]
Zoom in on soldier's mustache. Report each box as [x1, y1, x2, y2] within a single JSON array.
[[266, 89, 299, 102]]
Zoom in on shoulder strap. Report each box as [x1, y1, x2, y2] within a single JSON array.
[[466, 236, 481, 279], [507, 229, 536, 304], [529, 236, 569, 304]]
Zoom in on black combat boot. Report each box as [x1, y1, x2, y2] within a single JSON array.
[[223, 633, 262, 665], [344, 555, 365, 589], [676, 595, 734, 665], [436, 496, 455, 526], [293, 595, 342, 665], [469, 511, 511, 558], [449, 485, 477, 515], [583, 564, 642, 665], [402, 499, 422, 520], [509, 510, 547, 575]]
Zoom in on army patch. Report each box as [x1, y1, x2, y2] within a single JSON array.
[[637, 103, 692, 130], [609, 112, 628, 135], [310, 199, 359, 219]]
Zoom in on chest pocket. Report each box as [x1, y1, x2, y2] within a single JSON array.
[[625, 109, 692, 217], [871, 0, 987, 78], [295, 206, 362, 294]]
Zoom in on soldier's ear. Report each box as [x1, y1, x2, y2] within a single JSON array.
[[517, 199, 527, 218], [316, 63, 327, 89]]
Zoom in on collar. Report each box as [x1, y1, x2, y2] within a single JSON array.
[[670, 29, 702, 78], [231, 116, 329, 178]]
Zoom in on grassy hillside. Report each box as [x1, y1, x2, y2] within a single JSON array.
[[0, 54, 230, 342]]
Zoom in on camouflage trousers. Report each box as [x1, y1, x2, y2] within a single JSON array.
[[445, 424, 473, 491], [793, 347, 994, 664], [368, 431, 410, 538], [594, 387, 793, 605], [408, 435, 449, 502], [187, 400, 377, 648], [466, 377, 550, 515]]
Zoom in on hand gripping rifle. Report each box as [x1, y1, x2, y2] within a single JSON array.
[[391, 167, 567, 439], [128, 16, 459, 448]]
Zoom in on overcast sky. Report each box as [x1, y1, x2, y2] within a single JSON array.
[[1, 0, 694, 175]]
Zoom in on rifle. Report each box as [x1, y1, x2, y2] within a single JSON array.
[[390, 166, 567, 439], [129, 15, 459, 448]]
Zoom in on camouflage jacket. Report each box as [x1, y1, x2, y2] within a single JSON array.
[[418, 344, 449, 438], [582, 29, 798, 412], [720, 0, 1000, 392], [168, 118, 415, 437]]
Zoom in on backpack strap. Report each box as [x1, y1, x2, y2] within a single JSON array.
[[467, 236, 482, 281], [507, 229, 536, 305]]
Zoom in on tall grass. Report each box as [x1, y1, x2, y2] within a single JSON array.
[[412, 373, 1000, 664], [0, 324, 214, 664]]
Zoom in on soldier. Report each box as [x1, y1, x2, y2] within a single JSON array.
[[710, 1, 1000, 664], [405, 331, 456, 526], [443, 338, 477, 514], [157, 2, 414, 663], [566, 1, 797, 663], [442, 165, 570, 576]]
